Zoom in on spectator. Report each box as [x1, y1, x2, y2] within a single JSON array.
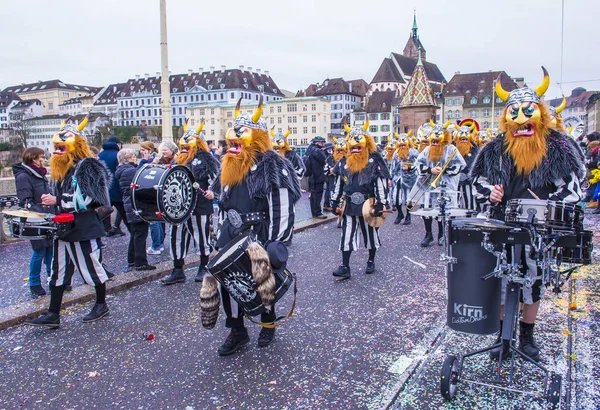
[[206, 140, 216, 156], [98, 136, 126, 237], [13, 147, 54, 298], [139, 141, 158, 167], [305, 136, 328, 218], [115, 149, 156, 272], [214, 140, 227, 160]]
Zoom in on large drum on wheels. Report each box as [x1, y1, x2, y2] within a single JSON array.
[[131, 164, 195, 224], [446, 219, 502, 335]]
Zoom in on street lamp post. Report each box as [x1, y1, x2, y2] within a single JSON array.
[[159, 0, 173, 142]]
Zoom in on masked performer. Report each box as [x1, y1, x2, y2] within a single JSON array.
[[416, 123, 432, 153], [453, 124, 480, 211], [409, 120, 465, 247], [472, 68, 583, 361], [210, 98, 301, 355], [161, 120, 220, 285], [322, 142, 336, 211], [25, 115, 112, 328], [392, 131, 419, 225], [330, 121, 390, 279], [271, 126, 305, 180]]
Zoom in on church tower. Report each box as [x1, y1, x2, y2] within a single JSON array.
[[403, 11, 426, 61]]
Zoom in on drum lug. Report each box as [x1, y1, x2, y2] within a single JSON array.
[[153, 185, 160, 190], [440, 254, 457, 265]]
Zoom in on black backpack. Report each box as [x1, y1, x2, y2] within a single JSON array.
[[303, 155, 313, 177]]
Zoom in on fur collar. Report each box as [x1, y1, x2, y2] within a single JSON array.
[[58, 158, 111, 207], [341, 151, 391, 185], [470, 129, 584, 188], [188, 149, 220, 180]]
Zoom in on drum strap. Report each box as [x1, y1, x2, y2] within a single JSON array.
[[246, 273, 298, 329]]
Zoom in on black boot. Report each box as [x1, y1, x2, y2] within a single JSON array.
[[258, 327, 276, 347], [30, 285, 46, 298], [489, 321, 511, 360], [420, 232, 434, 247], [195, 265, 209, 283], [365, 260, 375, 274], [519, 321, 541, 362], [402, 211, 411, 225], [82, 303, 109, 323], [24, 312, 60, 328], [394, 208, 404, 225], [161, 268, 186, 285], [218, 327, 250, 356], [332, 265, 351, 279]]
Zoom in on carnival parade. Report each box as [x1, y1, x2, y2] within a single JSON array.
[[1, 0, 599, 408]]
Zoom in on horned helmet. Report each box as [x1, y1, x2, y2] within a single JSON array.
[[332, 136, 348, 162], [176, 119, 208, 164], [394, 130, 414, 159], [50, 114, 93, 181], [427, 119, 451, 146], [343, 120, 377, 173], [383, 134, 397, 161], [270, 126, 291, 156], [547, 95, 567, 132], [416, 123, 432, 152], [453, 123, 476, 156]]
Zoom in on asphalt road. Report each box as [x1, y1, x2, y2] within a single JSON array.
[[0, 209, 598, 409]]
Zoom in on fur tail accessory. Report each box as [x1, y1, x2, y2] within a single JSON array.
[[247, 242, 275, 311], [200, 274, 220, 329]]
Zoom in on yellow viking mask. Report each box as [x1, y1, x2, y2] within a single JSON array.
[[333, 137, 348, 162], [453, 123, 476, 156], [394, 130, 413, 159], [548, 95, 567, 132], [50, 114, 93, 181], [270, 126, 291, 156], [384, 134, 397, 161], [344, 121, 377, 173], [176, 119, 208, 165], [427, 120, 451, 162]]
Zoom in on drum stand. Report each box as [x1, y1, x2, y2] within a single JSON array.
[[436, 182, 456, 269], [440, 236, 562, 408]]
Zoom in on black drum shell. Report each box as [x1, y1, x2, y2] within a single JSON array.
[[8, 217, 54, 240], [554, 230, 593, 265], [446, 219, 501, 335]]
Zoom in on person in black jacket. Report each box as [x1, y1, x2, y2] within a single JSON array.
[[99, 136, 126, 237], [305, 136, 327, 218], [24, 115, 112, 328], [161, 121, 220, 285], [115, 149, 156, 272], [13, 147, 55, 298]]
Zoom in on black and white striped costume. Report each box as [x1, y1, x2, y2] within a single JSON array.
[[471, 130, 582, 304], [391, 149, 419, 207], [169, 150, 219, 263], [49, 158, 111, 288], [456, 143, 480, 211], [285, 149, 306, 180], [213, 150, 301, 328], [332, 153, 390, 251]]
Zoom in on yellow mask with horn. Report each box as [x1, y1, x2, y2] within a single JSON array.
[[496, 66, 552, 175], [176, 119, 209, 165], [384, 134, 397, 161], [333, 137, 348, 162], [453, 123, 475, 156], [346, 120, 377, 173], [222, 96, 272, 186], [395, 131, 413, 160], [50, 114, 93, 181], [427, 120, 451, 162], [270, 126, 292, 156], [548, 95, 567, 132]]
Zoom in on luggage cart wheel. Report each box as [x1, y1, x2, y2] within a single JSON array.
[[440, 355, 460, 400], [546, 373, 561, 409]]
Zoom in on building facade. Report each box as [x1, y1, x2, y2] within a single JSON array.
[[548, 87, 599, 132], [350, 91, 396, 143], [586, 93, 600, 134], [3, 80, 101, 115], [0, 92, 21, 129], [187, 97, 331, 147]]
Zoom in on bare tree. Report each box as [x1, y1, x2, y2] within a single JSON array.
[[10, 111, 32, 149]]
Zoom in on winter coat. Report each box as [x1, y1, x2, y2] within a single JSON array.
[[115, 162, 143, 224], [306, 144, 327, 184], [98, 141, 122, 203], [12, 162, 54, 249]]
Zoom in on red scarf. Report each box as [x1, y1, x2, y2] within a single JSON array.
[[28, 163, 47, 177]]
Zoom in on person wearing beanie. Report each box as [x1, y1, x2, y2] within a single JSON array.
[[98, 136, 126, 237]]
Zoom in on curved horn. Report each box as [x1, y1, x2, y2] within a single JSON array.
[[195, 119, 205, 135], [60, 116, 73, 128], [362, 120, 370, 131], [234, 98, 242, 118], [394, 132, 400, 138], [344, 124, 351, 134], [495, 74, 509, 102], [469, 122, 476, 131], [270, 126, 276, 137], [443, 120, 451, 129], [407, 129, 413, 137], [77, 113, 90, 132], [284, 127, 291, 138], [556, 95, 567, 114], [535, 66, 550, 97], [429, 119, 435, 127], [251, 95, 263, 123], [183, 118, 188, 132]]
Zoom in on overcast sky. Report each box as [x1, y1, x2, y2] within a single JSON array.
[[1, 0, 598, 99]]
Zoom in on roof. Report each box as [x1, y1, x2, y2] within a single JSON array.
[[391, 53, 446, 83], [94, 68, 284, 106], [13, 99, 43, 108], [24, 113, 107, 123], [311, 78, 363, 97], [3, 79, 101, 95], [60, 97, 84, 106], [24, 114, 70, 121], [366, 91, 395, 113], [370, 58, 405, 84], [399, 55, 436, 107], [547, 88, 600, 110], [0, 92, 21, 108], [443, 71, 518, 106], [347, 79, 369, 97]]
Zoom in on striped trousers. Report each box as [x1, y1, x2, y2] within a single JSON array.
[[339, 215, 381, 252], [459, 184, 479, 211], [48, 239, 108, 287], [169, 214, 212, 260], [392, 184, 410, 207]]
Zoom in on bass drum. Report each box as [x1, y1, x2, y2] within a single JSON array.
[[132, 164, 196, 224], [446, 219, 502, 335]]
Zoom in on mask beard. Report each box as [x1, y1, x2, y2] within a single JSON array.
[[455, 140, 472, 157], [221, 129, 271, 187], [428, 144, 444, 163], [333, 150, 345, 162], [346, 148, 369, 173], [385, 149, 394, 161], [396, 146, 409, 160], [50, 137, 93, 181], [175, 138, 209, 165]]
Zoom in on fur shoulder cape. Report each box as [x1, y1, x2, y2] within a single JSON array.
[[285, 149, 305, 171], [190, 149, 220, 181], [73, 157, 111, 207], [219, 150, 301, 203], [470, 129, 584, 188], [341, 151, 391, 185]]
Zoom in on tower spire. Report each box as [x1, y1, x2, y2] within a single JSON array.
[[412, 9, 418, 38]]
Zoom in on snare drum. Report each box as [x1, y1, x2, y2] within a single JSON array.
[[7, 215, 55, 240], [131, 164, 196, 224], [506, 199, 584, 230], [207, 232, 294, 317], [446, 219, 501, 335]]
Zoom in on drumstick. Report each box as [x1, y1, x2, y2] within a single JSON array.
[[527, 188, 541, 200]]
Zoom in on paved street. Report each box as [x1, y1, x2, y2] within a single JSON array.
[[0, 208, 598, 409]]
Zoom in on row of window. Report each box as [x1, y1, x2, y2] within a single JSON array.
[[447, 109, 502, 119], [331, 104, 355, 111], [446, 96, 503, 106], [119, 92, 272, 108], [327, 95, 357, 102], [368, 125, 391, 133]]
